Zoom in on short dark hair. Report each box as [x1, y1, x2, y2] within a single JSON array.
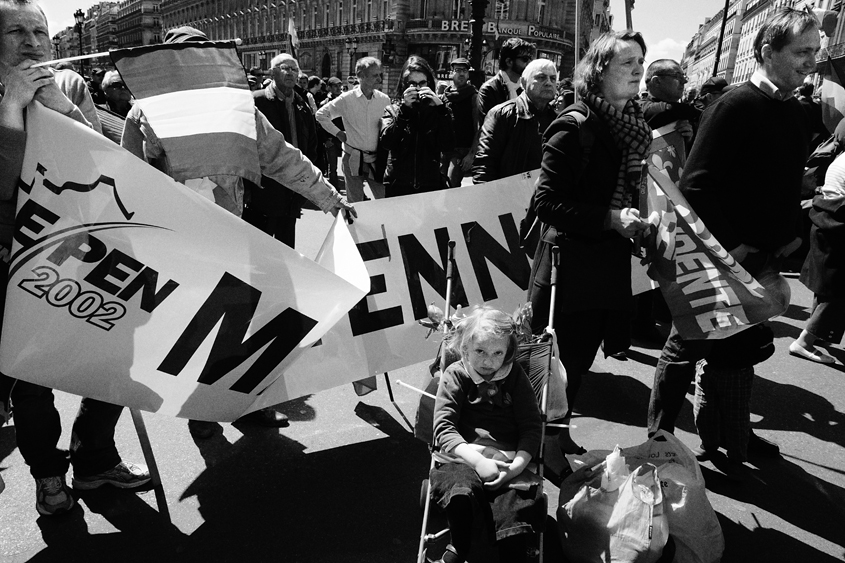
[[395, 55, 436, 100], [307, 75, 321, 88], [498, 38, 535, 71], [644, 59, 680, 83], [574, 30, 647, 98], [753, 7, 818, 64]]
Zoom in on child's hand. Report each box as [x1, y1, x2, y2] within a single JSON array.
[[474, 457, 509, 483], [483, 463, 523, 490]]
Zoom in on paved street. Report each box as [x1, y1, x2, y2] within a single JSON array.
[[1, 207, 845, 562]]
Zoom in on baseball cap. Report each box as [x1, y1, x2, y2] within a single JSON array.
[[450, 57, 472, 70], [327, 77, 342, 86], [699, 76, 728, 96]]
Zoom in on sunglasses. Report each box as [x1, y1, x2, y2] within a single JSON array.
[[407, 79, 428, 87]]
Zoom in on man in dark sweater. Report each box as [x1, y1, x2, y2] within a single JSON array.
[[647, 8, 820, 463]]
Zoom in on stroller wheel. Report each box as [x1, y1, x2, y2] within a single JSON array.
[[420, 478, 429, 510]]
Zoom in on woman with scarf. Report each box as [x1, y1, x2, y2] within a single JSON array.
[[527, 31, 652, 456], [380, 56, 455, 196]]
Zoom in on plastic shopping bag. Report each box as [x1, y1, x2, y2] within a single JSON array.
[[558, 451, 669, 563], [622, 431, 724, 563]]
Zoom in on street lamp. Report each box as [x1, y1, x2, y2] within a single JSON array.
[[345, 37, 358, 76], [52, 36, 61, 60], [74, 8, 85, 78], [468, 0, 488, 88], [259, 51, 267, 71]]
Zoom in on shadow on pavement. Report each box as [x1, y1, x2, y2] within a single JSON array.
[[751, 375, 845, 449], [572, 370, 696, 433], [717, 513, 844, 562], [704, 455, 845, 552], [25, 492, 186, 563], [175, 411, 431, 562]]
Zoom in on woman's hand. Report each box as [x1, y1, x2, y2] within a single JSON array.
[[416, 86, 442, 106], [609, 208, 649, 238], [402, 86, 420, 107]]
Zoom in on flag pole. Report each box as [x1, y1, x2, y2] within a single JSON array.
[[32, 51, 110, 68], [574, 0, 580, 103]]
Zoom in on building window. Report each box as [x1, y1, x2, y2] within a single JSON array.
[[367, 0, 372, 21], [337, 0, 342, 24], [312, 5, 317, 28], [420, 0, 427, 19], [352, 0, 358, 22], [495, 0, 509, 20], [324, 4, 330, 27], [537, 0, 545, 23], [382, 0, 388, 19]]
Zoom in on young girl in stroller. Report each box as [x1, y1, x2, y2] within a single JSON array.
[[429, 306, 545, 563]]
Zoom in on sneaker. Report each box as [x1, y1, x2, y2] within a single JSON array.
[[35, 475, 75, 516], [72, 461, 150, 490]]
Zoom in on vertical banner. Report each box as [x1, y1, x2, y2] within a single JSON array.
[[0, 104, 368, 421], [646, 123, 790, 340]]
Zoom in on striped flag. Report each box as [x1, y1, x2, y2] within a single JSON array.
[[111, 41, 261, 185], [288, 17, 299, 59]]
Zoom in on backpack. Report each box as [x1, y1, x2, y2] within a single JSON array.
[[519, 105, 595, 255], [802, 133, 845, 199]]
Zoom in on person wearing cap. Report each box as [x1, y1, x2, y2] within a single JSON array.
[[88, 67, 107, 105], [694, 76, 729, 112], [121, 26, 355, 438], [439, 57, 480, 188], [478, 38, 535, 119]]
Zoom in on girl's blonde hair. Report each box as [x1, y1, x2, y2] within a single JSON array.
[[444, 306, 518, 364]]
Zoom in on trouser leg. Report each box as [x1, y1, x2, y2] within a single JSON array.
[[10, 380, 69, 479], [69, 398, 124, 477], [648, 324, 711, 435]]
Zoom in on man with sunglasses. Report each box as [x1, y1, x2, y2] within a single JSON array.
[[94, 70, 132, 144], [477, 38, 535, 120], [639, 59, 701, 141]]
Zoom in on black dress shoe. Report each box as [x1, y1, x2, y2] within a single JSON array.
[[239, 408, 289, 427], [748, 430, 780, 457]]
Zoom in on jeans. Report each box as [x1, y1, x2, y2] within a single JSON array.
[[7, 378, 124, 479]]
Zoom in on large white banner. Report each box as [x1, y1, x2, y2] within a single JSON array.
[[0, 104, 369, 421], [281, 171, 538, 398]]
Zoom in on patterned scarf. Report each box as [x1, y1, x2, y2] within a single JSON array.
[[586, 92, 652, 210]]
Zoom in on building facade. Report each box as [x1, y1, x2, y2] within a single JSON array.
[[157, 0, 595, 92], [682, 0, 827, 95], [117, 0, 163, 47]]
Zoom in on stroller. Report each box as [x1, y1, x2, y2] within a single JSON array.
[[403, 243, 566, 563]]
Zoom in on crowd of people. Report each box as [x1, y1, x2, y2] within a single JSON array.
[[0, 0, 843, 561]]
